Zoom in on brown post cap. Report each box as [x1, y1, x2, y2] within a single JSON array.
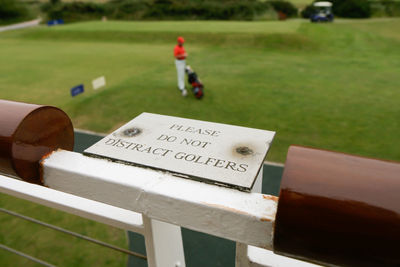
[[0, 100, 74, 184], [274, 146, 400, 266]]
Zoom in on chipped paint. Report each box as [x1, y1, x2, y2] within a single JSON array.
[[203, 201, 275, 223], [39, 149, 58, 185], [202, 202, 253, 217], [262, 194, 279, 202]]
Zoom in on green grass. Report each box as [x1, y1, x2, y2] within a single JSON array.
[[1, 19, 399, 162], [41, 20, 301, 33], [0, 194, 128, 266], [1, 19, 400, 266]]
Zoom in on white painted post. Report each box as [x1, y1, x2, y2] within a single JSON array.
[[235, 167, 263, 267], [143, 216, 186, 267]]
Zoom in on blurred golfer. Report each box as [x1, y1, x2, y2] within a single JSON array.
[[174, 36, 188, 97]]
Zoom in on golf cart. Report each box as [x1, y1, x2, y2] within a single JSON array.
[[311, 1, 334, 22]]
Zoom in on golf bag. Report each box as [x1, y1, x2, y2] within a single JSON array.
[[185, 65, 204, 99]]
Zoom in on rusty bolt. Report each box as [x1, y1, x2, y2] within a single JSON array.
[[236, 146, 253, 155], [123, 127, 141, 137]]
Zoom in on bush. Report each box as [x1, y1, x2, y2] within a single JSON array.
[[0, 0, 31, 23], [106, 0, 148, 20], [40, 0, 281, 22], [44, 1, 105, 22], [268, 0, 298, 17], [331, 0, 371, 18], [300, 4, 317, 18], [106, 0, 274, 21], [370, 0, 400, 17]]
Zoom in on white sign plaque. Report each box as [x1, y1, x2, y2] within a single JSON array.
[[92, 76, 106, 90], [84, 113, 275, 191]]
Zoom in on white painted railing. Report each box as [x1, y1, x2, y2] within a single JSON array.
[[1, 150, 320, 267]]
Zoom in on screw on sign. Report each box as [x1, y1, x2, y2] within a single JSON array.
[[123, 128, 141, 137], [236, 146, 253, 155]]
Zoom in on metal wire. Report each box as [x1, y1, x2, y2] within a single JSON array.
[[0, 244, 56, 267], [0, 207, 147, 260]]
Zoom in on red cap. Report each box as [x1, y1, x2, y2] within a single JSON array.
[[177, 36, 185, 44]]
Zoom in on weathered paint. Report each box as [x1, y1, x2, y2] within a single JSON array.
[[0, 174, 144, 233], [39, 150, 57, 185], [274, 146, 400, 266], [41, 150, 277, 249], [0, 100, 74, 184], [202, 202, 255, 217], [262, 195, 278, 202]]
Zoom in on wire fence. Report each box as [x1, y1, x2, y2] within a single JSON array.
[[0, 243, 56, 267], [0, 207, 147, 266]]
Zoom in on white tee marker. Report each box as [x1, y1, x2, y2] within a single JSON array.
[[92, 76, 106, 90]]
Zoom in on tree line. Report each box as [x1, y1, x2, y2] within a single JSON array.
[[1, 0, 399, 25], [41, 0, 297, 22]]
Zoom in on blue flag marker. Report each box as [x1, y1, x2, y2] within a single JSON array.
[[47, 19, 64, 26], [71, 84, 84, 97]]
